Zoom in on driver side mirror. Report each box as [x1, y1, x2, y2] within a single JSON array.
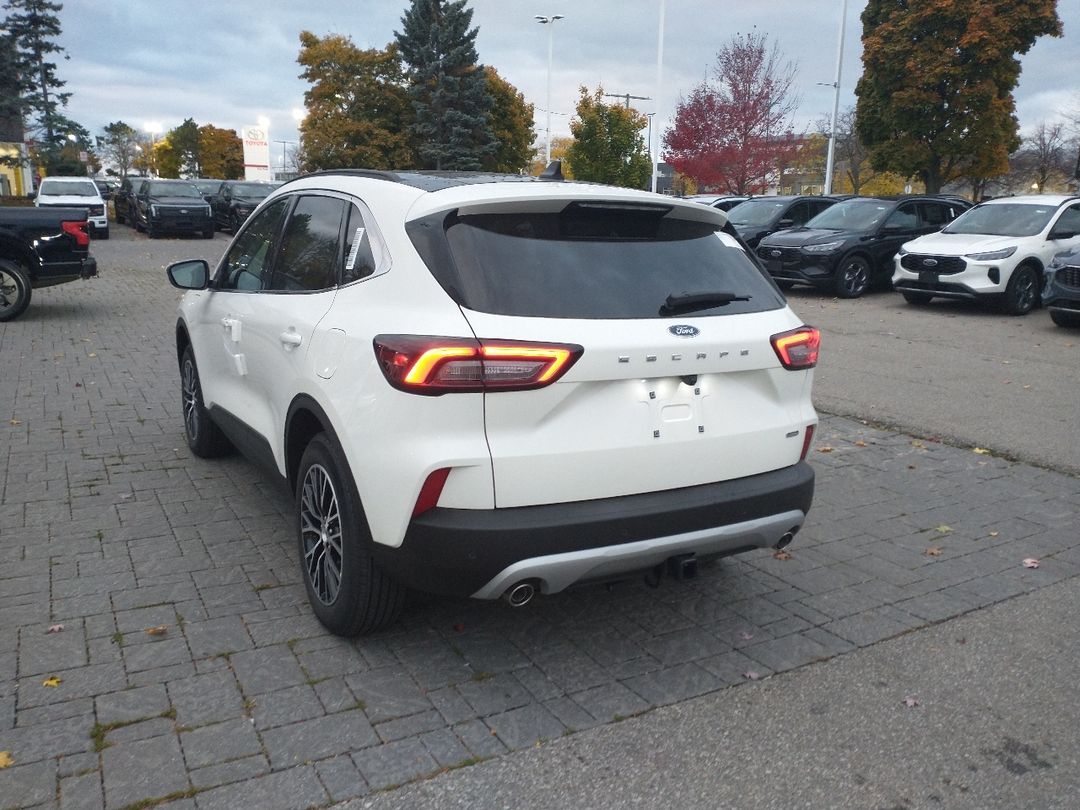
[[167, 259, 210, 290], [778, 218, 795, 228]]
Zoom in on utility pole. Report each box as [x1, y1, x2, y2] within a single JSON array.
[[603, 92, 651, 109]]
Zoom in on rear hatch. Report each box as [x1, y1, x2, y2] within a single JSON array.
[[407, 196, 817, 508]]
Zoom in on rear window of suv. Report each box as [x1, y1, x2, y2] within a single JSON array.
[[408, 203, 783, 319]]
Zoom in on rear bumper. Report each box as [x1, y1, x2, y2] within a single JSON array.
[[372, 461, 814, 599]]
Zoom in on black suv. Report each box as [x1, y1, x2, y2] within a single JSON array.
[[134, 179, 214, 239], [756, 196, 970, 298], [1044, 246, 1080, 328], [726, 195, 839, 249], [211, 180, 279, 233], [113, 176, 146, 226]]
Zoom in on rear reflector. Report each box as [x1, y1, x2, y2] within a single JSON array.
[[374, 335, 583, 395], [62, 220, 90, 248], [800, 424, 816, 460], [413, 468, 451, 516], [771, 327, 820, 370]]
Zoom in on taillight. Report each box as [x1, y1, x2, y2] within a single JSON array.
[[374, 335, 583, 395], [62, 220, 90, 248], [771, 327, 820, 370]]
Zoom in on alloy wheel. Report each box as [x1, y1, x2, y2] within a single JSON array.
[[181, 359, 200, 442], [300, 464, 344, 605]]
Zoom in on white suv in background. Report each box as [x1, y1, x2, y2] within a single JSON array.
[[35, 176, 109, 239], [893, 195, 1080, 314], [166, 169, 820, 635]]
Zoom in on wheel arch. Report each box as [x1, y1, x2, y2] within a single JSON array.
[[0, 237, 41, 277], [285, 395, 345, 493], [174, 320, 192, 367]]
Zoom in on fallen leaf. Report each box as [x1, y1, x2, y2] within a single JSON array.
[[907, 464, 916, 470], [0, 751, 12, 769], [42, 676, 62, 688], [45, 624, 64, 634], [87, 353, 97, 358], [989, 531, 999, 538], [817, 446, 834, 453], [772, 550, 792, 561], [911, 439, 925, 449], [854, 440, 867, 447], [145, 625, 169, 636], [1022, 558, 1040, 569], [738, 631, 755, 641], [743, 671, 761, 681], [8, 419, 20, 426], [935, 525, 952, 534], [902, 695, 920, 708], [973, 447, 991, 455], [1022, 385, 1031, 390], [956, 637, 967, 645], [925, 547, 943, 557]]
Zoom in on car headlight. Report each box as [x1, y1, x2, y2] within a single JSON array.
[[803, 240, 845, 254], [964, 246, 1016, 261], [897, 245, 909, 256]]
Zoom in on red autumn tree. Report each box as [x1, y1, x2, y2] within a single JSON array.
[[664, 32, 799, 194]]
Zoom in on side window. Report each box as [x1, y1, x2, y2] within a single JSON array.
[[342, 203, 379, 284], [811, 200, 833, 217], [218, 198, 289, 291], [885, 203, 918, 230], [919, 202, 946, 228], [269, 195, 346, 292], [787, 201, 812, 227], [1053, 204, 1080, 235]]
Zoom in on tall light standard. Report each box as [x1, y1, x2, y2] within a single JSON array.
[[534, 14, 564, 165], [143, 122, 161, 177], [822, 0, 848, 195], [652, 0, 665, 193]]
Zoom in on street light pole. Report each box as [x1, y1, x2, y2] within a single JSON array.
[[652, 0, 665, 193], [535, 14, 564, 165], [823, 0, 848, 195]]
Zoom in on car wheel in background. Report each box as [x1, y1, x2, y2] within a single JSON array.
[[296, 432, 405, 636], [835, 255, 871, 299], [1002, 264, 1038, 316], [902, 291, 932, 305], [0, 259, 32, 322], [180, 346, 232, 458]]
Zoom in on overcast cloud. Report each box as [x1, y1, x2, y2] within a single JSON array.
[[58, 1, 1077, 169]]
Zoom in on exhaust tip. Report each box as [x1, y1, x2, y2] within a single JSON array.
[[775, 530, 796, 550], [502, 581, 536, 608]]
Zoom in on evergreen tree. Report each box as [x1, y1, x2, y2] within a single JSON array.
[[855, 0, 1061, 193], [395, 0, 495, 170], [99, 121, 139, 178], [3, 0, 85, 172]]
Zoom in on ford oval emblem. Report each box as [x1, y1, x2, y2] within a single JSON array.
[[669, 325, 700, 338], [922, 258, 938, 267], [769, 250, 781, 258]]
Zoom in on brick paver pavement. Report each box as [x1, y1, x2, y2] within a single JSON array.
[[1, 230, 1077, 809]]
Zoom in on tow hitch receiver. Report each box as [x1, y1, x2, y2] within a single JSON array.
[[667, 553, 698, 581]]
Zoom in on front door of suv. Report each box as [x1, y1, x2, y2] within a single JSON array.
[[872, 201, 921, 275]]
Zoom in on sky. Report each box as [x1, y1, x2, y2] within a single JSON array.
[[55, 1, 1079, 171]]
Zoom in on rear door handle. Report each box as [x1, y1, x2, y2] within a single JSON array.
[[279, 329, 303, 350]]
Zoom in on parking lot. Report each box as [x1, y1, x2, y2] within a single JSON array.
[[1, 226, 1079, 809]]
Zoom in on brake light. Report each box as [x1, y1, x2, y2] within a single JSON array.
[[771, 327, 820, 369], [374, 335, 583, 395], [62, 220, 90, 248]]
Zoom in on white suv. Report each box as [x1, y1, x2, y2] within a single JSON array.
[[893, 194, 1080, 314], [166, 169, 820, 635], [36, 176, 109, 239]]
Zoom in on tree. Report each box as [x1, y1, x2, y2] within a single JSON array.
[[1011, 121, 1069, 193], [395, 0, 495, 170], [566, 86, 651, 189], [527, 135, 572, 177], [3, 0, 86, 173], [198, 124, 243, 179], [856, 0, 1062, 193], [481, 67, 534, 173], [664, 32, 799, 194], [297, 31, 414, 171], [158, 118, 201, 177], [99, 121, 139, 178]]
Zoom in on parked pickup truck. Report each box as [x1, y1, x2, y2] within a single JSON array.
[[0, 206, 98, 322]]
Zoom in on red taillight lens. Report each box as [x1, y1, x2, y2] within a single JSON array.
[[771, 327, 820, 370], [374, 335, 583, 395], [62, 219, 90, 248]]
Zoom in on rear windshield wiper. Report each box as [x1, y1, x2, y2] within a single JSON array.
[[660, 290, 750, 315]]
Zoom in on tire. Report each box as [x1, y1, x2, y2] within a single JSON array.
[[1049, 308, 1080, 328], [902, 291, 932, 305], [296, 432, 406, 636], [180, 346, 232, 458], [834, 255, 872, 298], [0, 259, 32, 322], [776, 280, 795, 291], [229, 213, 240, 234], [97, 227, 110, 240], [115, 209, 125, 225], [1001, 265, 1039, 316], [201, 228, 214, 240], [146, 221, 158, 239]]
